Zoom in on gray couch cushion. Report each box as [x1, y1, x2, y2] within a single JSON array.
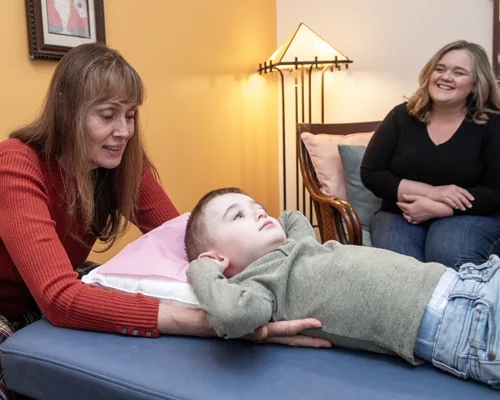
[[338, 144, 382, 246]]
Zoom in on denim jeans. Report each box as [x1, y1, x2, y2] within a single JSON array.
[[370, 211, 500, 269], [425, 255, 500, 388], [414, 269, 458, 362]]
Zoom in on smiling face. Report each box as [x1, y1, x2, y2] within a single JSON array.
[[200, 193, 287, 277], [428, 49, 474, 109], [85, 100, 138, 170]]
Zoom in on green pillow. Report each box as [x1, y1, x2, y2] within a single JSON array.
[[337, 145, 382, 246]]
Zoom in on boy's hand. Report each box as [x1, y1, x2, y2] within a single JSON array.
[[211, 259, 227, 274], [243, 318, 332, 348]]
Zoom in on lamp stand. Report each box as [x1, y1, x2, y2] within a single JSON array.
[[267, 62, 350, 223]]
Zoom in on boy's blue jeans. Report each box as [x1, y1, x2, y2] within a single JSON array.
[[415, 255, 500, 388]]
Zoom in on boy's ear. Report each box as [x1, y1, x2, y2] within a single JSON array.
[[198, 252, 229, 269]]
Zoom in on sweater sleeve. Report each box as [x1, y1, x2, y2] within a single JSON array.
[[278, 210, 317, 242], [186, 258, 273, 338], [135, 166, 180, 233], [453, 116, 500, 216], [0, 148, 161, 337], [360, 105, 404, 204]]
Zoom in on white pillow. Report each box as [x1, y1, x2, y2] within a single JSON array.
[[82, 265, 199, 309], [81, 212, 199, 308]]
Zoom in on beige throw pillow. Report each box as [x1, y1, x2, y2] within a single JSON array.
[[300, 131, 374, 200]]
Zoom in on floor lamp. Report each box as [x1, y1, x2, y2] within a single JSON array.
[[258, 23, 352, 214]]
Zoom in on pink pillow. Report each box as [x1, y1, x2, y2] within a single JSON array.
[[301, 131, 374, 200], [98, 213, 190, 282]]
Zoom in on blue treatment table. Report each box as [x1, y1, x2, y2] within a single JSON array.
[[0, 319, 496, 399]]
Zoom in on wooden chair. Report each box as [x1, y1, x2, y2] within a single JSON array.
[[297, 122, 381, 245]]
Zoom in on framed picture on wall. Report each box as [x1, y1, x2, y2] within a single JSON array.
[[25, 0, 106, 60], [493, 0, 500, 78]]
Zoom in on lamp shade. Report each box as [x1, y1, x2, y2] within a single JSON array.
[[259, 23, 351, 73]]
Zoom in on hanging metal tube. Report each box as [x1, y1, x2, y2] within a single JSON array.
[[320, 63, 335, 123], [275, 68, 287, 210]]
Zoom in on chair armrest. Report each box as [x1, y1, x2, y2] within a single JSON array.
[[307, 188, 362, 245], [297, 122, 376, 246]]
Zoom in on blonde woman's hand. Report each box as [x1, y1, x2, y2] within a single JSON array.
[[427, 185, 474, 211], [397, 194, 453, 224]]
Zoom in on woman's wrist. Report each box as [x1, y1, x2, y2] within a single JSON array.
[[430, 200, 454, 218], [157, 304, 215, 337], [397, 179, 433, 201]]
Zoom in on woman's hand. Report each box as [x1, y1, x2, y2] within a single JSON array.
[[397, 194, 453, 224], [427, 185, 474, 211], [243, 318, 332, 348], [158, 306, 331, 348]]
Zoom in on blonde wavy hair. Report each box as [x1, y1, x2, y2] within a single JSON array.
[[406, 40, 500, 124], [10, 43, 157, 250]]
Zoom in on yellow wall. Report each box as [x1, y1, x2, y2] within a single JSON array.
[[1, 1, 278, 262]]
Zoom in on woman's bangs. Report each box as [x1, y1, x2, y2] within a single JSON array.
[[88, 64, 143, 106], [107, 67, 143, 105]]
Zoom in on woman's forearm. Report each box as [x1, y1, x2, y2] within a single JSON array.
[[157, 304, 332, 347], [397, 179, 433, 201], [157, 303, 215, 337]]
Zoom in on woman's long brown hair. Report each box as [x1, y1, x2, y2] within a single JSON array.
[[10, 43, 156, 250]]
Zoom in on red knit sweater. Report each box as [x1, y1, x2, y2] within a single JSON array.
[[0, 139, 179, 337]]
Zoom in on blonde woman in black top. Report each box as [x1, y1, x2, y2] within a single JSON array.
[[361, 40, 500, 268]]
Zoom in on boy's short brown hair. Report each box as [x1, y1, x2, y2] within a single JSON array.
[[185, 187, 245, 261]]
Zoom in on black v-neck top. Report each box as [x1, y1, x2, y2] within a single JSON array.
[[361, 103, 500, 215]]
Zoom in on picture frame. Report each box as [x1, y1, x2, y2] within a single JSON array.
[[25, 0, 106, 60], [493, 0, 499, 78]]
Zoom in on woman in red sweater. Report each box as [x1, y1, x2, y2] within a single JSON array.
[[0, 43, 328, 399]]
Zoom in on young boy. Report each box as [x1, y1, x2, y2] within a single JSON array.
[[185, 188, 500, 389]]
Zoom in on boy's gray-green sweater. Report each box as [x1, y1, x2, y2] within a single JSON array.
[[186, 210, 446, 365]]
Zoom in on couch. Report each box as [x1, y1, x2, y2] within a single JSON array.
[[1, 318, 496, 399]]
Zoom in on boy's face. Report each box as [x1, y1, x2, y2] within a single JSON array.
[[201, 193, 287, 277]]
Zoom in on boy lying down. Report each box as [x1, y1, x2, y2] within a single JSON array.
[[184, 187, 500, 389]]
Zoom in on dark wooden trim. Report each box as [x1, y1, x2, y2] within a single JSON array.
[[298, 122, 381, 137], [25, 0, 106, 60]]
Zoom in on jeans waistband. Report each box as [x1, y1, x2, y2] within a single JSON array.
[[414, 269, 459, 362]]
